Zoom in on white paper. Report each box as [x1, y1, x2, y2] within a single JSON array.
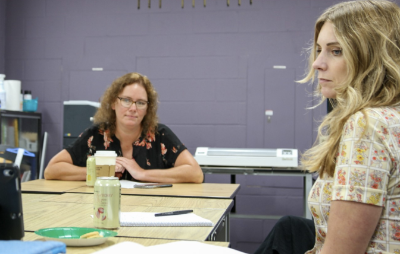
[[92, 242, 146, 254], [119, 180, 156, 188], [120, 212, 214, 227], [148, 241, 247, 254], [92, 241, 247, 254]]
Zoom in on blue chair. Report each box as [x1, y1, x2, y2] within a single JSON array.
[[5, 148, 36, 181]]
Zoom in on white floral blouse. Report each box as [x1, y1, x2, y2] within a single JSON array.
[[307, 106, 400, 254]]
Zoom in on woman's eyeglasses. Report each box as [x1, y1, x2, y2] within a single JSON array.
[[117, 97, 148, 109]]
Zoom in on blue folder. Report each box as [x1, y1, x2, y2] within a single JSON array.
[[0, 240, 66, 254]]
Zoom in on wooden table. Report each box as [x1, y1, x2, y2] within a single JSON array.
[[23, 202, 225, 241], [22, 191, 233, 241], [21, 179, 240, 245], [36, 193, 233, 210], [70, 183, 240, 199], [23, 232, 230, 254], [21, 179, 86, 193], [22, 179, 240, 199]]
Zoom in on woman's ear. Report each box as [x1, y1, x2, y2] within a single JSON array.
[[111, 101, 115, 110]]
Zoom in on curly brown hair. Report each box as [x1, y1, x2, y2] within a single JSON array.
[[93, 72, 159, 137]]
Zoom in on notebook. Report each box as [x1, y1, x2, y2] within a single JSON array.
[[119, 212, 214, 227]]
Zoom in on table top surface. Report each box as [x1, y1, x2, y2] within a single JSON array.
[[22, 192, 232, 241], [21, 179, 87, 193], [23, 232, 230, 254], [22, 179, 240, 199], [34, 193, 233, 210]]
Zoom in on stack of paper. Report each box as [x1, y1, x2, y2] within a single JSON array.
[[120, 212, 214, 227]]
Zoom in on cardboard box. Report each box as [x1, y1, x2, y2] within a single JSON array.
[[96, 165, 115, 177]]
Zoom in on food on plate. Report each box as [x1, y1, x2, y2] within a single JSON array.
[[80, 231, 103, 239]]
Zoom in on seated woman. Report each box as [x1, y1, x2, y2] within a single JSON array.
[[255, 0, 400, 253], [44, 72, 204, 183]]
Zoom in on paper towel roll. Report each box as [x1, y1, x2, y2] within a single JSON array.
[[4, 80, 21, 111]]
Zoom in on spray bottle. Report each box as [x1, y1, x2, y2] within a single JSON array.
[[0, 74, 6, 110]]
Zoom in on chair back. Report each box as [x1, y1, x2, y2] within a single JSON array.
[[0, 163, 24, 240]]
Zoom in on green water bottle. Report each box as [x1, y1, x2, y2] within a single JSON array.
[[86, 156, 96, 186]]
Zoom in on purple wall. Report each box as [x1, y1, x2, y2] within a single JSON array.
[[2, 0, 346, 166], [0, 0, 5, 73]]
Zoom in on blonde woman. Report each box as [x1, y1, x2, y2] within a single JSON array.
[[45, 73, 204, 183], [255, 1, 400, 253]]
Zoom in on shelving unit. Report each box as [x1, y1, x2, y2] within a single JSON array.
[[0, 110, 42, 180]]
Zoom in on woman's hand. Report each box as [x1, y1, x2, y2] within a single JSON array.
[[115, 161, 125, 173], [114, 150, 203, 183], [114, 160, 125, 179], [116, 157, 145, 180]]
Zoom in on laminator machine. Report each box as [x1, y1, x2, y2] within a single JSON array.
[[195, 147, 312, 220], [194, 147, 299, 173]]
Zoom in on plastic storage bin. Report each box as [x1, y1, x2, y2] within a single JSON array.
[[23, 98, 38, 112]]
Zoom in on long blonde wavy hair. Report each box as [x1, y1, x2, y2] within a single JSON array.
[[299, 0, 400, 178], [93, 72, 159, 138]]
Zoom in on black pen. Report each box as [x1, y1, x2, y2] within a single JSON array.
[[154, 210, 193, 217]]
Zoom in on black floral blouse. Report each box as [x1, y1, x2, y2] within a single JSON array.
[[65, 123, 187, 181]]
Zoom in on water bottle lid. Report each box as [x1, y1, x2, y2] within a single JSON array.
[[24, 90, 31, 94]]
